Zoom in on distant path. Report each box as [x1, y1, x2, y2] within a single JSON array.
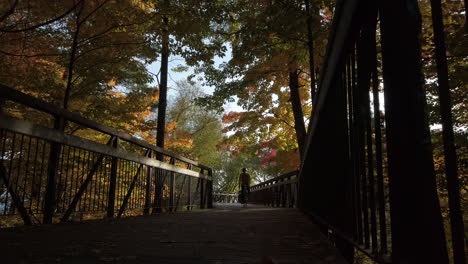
[[0, 204, 347, 264]]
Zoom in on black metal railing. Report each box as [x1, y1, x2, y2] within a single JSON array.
[[213, 193, 238, 203], [0, 85, 213, 227], [297, 0, 465, 263], [249, 171, 298, 208]]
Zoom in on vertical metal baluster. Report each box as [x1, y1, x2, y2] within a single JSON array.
[[119, 160, 124, 210], [207, 169, 213, 209], [86, 151, 95, 212], [152, 166, 159, 213], [372, 66, 387, 254], [346, 55, 357, 242], [21, 136, 32, 211], [101, 155, 110, 211], [5, 133, 17, 215], [57, 144, 67, 213], [357, 39, 371, 249], [127, 161, 133, 209], [62, 145, 72, 213], [71, 147, 78, 210], [365, 79, 378, 252], [77, 148, 85, 216], [73, 148, 82, 211], [13, 134, 25, 215], [169, 158, 175, 212], [44, 117, 63, 224], [91, 155, 98, 212], [187, 164, 192, 211], [430, 0, 466, 262], [0, 130, 8, 215], [38, 140, 47, 214], [199, 169, 205, 209], [194, 175, 200, 208], [127, 161, 133, 210], [31, 138, 40, 213], [144, 150, 152, 215], [351, 47, 363, 245], [82, 151, 91, 212]]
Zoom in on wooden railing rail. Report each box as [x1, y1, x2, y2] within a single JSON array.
[[297, 0, 465, 263], [213, 193, 238, 203], [249, 171, 298, 208], [0, 85, 210, 171], [0, 85, 213, 227]]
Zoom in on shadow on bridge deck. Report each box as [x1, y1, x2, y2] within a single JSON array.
[[0, 204, 347, 264]]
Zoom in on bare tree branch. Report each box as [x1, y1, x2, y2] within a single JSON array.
[[0, 0, 83, 33], [0, 0, 19, 24], [0, 49, 61, 57]]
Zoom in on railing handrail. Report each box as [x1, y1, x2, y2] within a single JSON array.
[[301, 0, 358, 168], [0, 115, 209, 179], [213, 192, 237, 196], [0, 84, 210, 171], [250, 170, 298, 190]]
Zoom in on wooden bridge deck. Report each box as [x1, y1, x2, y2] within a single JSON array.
[[0, 204, 347, 264]]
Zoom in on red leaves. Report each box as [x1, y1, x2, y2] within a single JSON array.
[[260, 149, 277, 168]]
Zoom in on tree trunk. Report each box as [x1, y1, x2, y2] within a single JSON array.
[[153, 1, 170, 214], [304, 0, 316, 104], [156, 14, 169, 157], [63, 1, 84, 110], [289, 71, 306, 159]]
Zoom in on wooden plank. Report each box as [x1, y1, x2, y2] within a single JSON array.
[[0, 206, 349, 264], [0, 85, 210, 171], [0, 115, 211, 180]]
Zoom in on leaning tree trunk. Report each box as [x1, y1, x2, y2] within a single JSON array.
[[289, 71, 307, 159]]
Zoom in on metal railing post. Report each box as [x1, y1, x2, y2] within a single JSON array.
[[207, 169, 213, 209], [144, 150, 153, 215], [169, 158, 175, 212], [107, 137, 118, 218], [43, 116, 64, 224], [199, 169, 205, 209], [187, 164, 192, 211]]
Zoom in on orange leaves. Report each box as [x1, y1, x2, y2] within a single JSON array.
[[222, 111, 244, 124]]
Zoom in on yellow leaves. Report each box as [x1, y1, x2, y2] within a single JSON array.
[[169, 137, 193, 150], [166, 121, 178, 132], [108, 89, 125, 98]]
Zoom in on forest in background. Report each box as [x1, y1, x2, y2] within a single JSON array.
[[0, 0, 466, 247]]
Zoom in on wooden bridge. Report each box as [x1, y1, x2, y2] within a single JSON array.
[[1, 203, 349, 264], [0, 0, 465, 263]]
